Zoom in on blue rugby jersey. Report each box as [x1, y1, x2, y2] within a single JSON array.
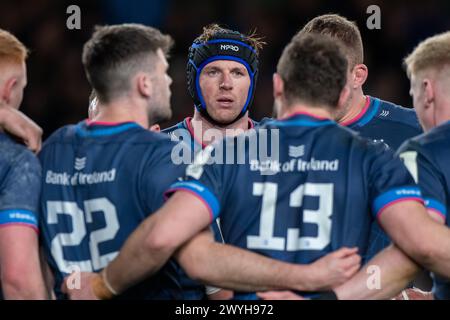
[[0, 132, 41, 299], [162, 116, 259, 299], [0, 132, 41, 232], [343, 96, 423, 261], [166, 112, 423, 299], [38, 120, 188, 299], [397, 121, 450, 300]]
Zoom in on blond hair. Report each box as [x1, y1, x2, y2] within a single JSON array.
[[0, 29, 28, 65], [404, 31, 450, 77]]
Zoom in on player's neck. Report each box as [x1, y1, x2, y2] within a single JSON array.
[[191, 110, 251, 146], [93, 101, 149, 129], [338, 91, 367, 125], [278, 104, 332, 120]]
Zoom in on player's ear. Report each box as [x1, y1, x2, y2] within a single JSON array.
[[423, 78, 434, 107], [273, 73, 284, 100], [149, 124, 160, 132], [352, 64, 368, 88], [1, 77, 18, 105], [136, 72, 153, 98]]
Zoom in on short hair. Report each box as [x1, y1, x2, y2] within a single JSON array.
[[277, 34, 348, 109], [0, 29, 28, 65], [298, 14, 363, 69], [82, 23, 173, 103], [404, 31, 450, 77], [195, 24, 265, 55]]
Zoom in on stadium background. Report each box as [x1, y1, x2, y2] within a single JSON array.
[[1, 0, 449, 138]]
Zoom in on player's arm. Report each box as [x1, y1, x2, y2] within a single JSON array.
[[335, 199, 450, 300], [39, 247, 56, 299], [175, 226, 361, 292], [389, 144, 450, 277], [0, 104, 42, 153], [318, 144, 450, 300], [64, 190, 359, 299], [258, 244, 420, 300], [379, 199, 450, 279], [331, 202, 450, 300], [0, 226, 48, 299], [93, 190, 214, 296], [0, 152, 47, 299]]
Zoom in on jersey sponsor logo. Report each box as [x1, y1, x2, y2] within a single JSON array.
[[288, 145, 305, 158], [250, 158, 339, 174], [45, 169, 116, 186], [220, 44, 239, 52], [395, 188, 421, 197], [74, 157, 86, 171]]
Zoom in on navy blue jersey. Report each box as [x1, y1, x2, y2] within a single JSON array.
[[0, 132, 40, 300], [166, 113, 422, 299], [344, 96, 422, 150], [163, 116, 258, 298], [344, 96, 423, 260], [0, 132, 40, 231], [163, 117, 259, 153], [38, 121, 188, 299], [397, 121, 450, 300]]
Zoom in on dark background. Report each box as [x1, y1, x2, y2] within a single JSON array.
[[1, 0, 449, 138]]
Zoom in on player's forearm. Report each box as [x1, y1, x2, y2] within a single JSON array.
[[385, 206, 450, 279], [2, 265, 48, 299], [177, 233, 313, 292], [335, 245, 420, 300], [106, 213, 176, 294], [411, 223, 450, 279]]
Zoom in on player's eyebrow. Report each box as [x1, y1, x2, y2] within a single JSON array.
[[203, 66, 220, 71], [230, 66, 248, 73]]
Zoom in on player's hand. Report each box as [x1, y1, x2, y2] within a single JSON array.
[[257, 290, 306, 300], [308, 247, 361, 291], [62, 272, 100, 300], [0, 106, 43, 153]]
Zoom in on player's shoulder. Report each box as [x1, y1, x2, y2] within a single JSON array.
[[0, 132, 40, 172], [402, 121, 450, 155], [251, 117, 273, 128], [162, 119, 188, 134], [338, 123, 393, 156], [161, 118, 193, 143], [372, 96, 421, 130], [41, 123, 79, 150]]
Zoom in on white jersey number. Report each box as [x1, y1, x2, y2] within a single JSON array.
[[46, 198, 119, 273], [247, 182, 333, 251], [399, 151, 419, 183]]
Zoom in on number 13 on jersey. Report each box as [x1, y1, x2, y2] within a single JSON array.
[[247, 182, 333, 251]]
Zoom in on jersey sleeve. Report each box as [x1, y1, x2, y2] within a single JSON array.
[[138, 142, 188, 214], [397, 140, 447, 220], [0, 149, 41, 231], [367, 142, 423, 220], [165, 142, 225, 223]]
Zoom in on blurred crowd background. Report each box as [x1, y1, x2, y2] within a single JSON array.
[[1, 0, 450, 138]]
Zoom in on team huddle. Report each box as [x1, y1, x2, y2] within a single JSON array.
[[1, 14, 450, 300]]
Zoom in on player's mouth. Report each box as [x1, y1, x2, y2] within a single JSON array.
[[216, 97, 234, 107]]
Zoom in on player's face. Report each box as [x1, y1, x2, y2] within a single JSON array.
[[199, 60, 251, 124], [148, 49, 172, 125], [410, 73, 433, 131]]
